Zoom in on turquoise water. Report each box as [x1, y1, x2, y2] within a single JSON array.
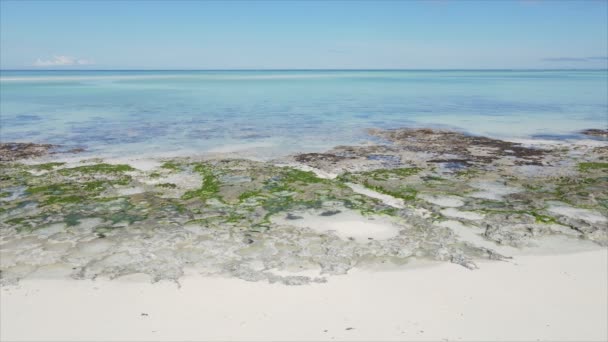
[[1, 70, 606, 158]]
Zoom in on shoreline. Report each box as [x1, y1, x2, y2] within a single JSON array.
[[3, 123, 606, 168]]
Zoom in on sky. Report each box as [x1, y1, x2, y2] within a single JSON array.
[[1, 0, 607, 70]]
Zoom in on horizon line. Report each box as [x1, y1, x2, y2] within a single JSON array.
[[2, 68, 608, 72]]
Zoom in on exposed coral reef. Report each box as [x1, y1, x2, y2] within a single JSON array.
[[1, 128, 606, 285]]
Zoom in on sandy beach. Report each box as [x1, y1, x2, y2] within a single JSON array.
[[2, 247, 606, 341]]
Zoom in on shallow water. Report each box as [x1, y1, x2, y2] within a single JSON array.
[[1, 70, 606, 158]]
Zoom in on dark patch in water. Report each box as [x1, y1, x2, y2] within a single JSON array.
[[366, 154, 402, 168], [443, 162, 469, 170], [367, 154, 401, 163], [15, 114, 42, 122], [428, 159, 471, 171], [531, 133, 585, 140], [295, 153, 350, 164], [235, 133, 271, 140]]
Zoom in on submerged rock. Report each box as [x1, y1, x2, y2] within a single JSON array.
[[0, 143, 56, 161], [0, 142, 84, 162], [581, 129, 608, 139]]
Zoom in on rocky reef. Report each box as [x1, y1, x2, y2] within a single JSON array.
[[0, 142, 84, 162], [0, 143, 56, 162], [581, 129, 608, 139], [1, 128, 606, 286]]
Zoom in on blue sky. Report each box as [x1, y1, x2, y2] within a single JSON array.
[[1, 0, 607, 69]]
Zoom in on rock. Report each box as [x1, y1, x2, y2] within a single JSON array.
[[320, 210, 341, 216], [0, 142, 56, 161], [286, 213, 303, 220], [581, 129, 608, 139]]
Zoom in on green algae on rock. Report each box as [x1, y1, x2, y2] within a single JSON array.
[[579, 162, 608, 172], [1, 128, 607, 286]]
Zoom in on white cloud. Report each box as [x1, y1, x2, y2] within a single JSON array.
[[33, 55, 94, 67]]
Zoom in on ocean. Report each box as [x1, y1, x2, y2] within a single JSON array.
[[1, 70, 606, 158]]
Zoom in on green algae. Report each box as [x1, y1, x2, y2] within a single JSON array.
[[260, 197, 325, 222], [239, 190, 264, 201], [455, 169, 479, 178], [2, 155, 605, 247], [1, 163, 148, 233], [236, 168, 328, 199], [226, 213, 246, 223], [182, 163, 221, 201], [64, 213, 83, 226], [549, 175, 607, 207], [263, 180, 295, 193], [5, 217, 26, 225], [3, 151, 608, 284], [335, 168, 423, 205], [161, 161, 182, 171], [107, 210, 146, 225], [261, 196, 297, 216], [31, 162, 65, 171], [531, 212, 558, 224], [26, 178, 130, 206], [27, 183, 78, 195], [58, 163, 135, 175], [167, 202, 187, 214], [281, 169, 325, 184], [362, 181, 418, 201], [44, 195, 84, 206], [579, 162, 608, 172], [83, 181, 106, 192]]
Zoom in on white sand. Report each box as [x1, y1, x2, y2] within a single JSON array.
[[346, 182, 405, 208], [419, 194, 465, 207], [437, 220, 519, 255], [116, 186, 146, 196], [548, 204, 607, 224], [440, 207, 485, 221], [1, 249, 606, 342], [272, 209, 402, 243], [468, 180, 522, 201]]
